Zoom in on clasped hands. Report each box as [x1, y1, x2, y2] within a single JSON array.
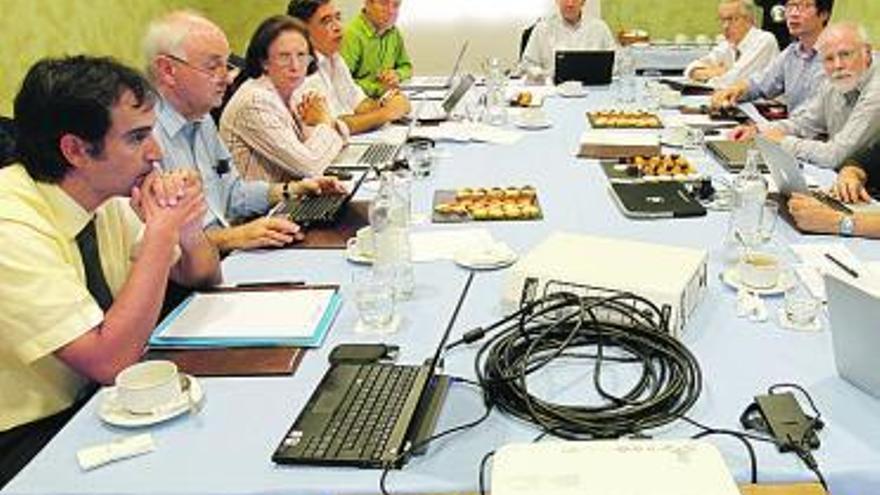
[[130, 167, 205, 245]]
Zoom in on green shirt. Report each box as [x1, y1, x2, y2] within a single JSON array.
[[340, 11, 413, 98]]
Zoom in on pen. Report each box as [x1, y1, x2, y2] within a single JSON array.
[[234, 281, 306, 288], [824, 253, 859, 278], [265, 201, 285, 218]]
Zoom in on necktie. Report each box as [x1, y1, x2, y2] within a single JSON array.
[[734, 48, 741, 62], [75, 218, 114, 312]]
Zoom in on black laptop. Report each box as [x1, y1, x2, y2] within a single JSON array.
[[554, 50, 615, 86], [271, 275, 473, 469], [609, 182, 707, 218], [285, 171, 369, 227]]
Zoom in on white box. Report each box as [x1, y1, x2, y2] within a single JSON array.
[[503, 232, 708, 337]]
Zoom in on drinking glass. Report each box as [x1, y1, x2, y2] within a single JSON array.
[[352, 271, 395, 333]]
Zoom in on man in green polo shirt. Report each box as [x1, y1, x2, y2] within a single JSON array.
[[340, 0, 413, 98]]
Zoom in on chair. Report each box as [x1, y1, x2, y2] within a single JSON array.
[[519, 22, 537, 59], [0, 116, 17, 167]]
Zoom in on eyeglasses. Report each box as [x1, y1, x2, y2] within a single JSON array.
[[823, 48, 863, 65], [784, 1, 815, 12], [272, 53, 315, 67], [162, 53, 228, 81]]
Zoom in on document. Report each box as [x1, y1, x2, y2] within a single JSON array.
[[409, 228, 494, 262], [151, 288, 340, 347]]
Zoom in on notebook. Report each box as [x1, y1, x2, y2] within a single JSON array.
[[554, 50, 615, 86], [609, 182, 707, 218]]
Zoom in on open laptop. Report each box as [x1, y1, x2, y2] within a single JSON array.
[[285, 170, 369, 227], [403, 41, 468, 91], [417, 73, 476, 123], [271, 274, 473, 468], [331, 107, 422, 170], [825, 274, 880, 399], [554, 50, 615, 86]]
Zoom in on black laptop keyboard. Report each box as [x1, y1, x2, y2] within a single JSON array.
[[361, 143, 398, 166], [277, 364, 420, 465], [288, 195, 346, 226]]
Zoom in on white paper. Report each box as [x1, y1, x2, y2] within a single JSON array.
[[409, 228, 494, 262], [161, 289, 336, 339], [412, 122, 523, 145], [77, 434, 155, 470], [790, 243, 878, 300]]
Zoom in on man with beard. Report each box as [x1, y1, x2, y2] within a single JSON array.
[[730, 22, 879, 169]]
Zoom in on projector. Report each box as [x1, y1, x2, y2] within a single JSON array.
[[503, 232, 708, 337]]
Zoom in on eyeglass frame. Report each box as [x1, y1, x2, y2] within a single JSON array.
[[269, 52, 315, 67], [161, 52, 229, 81], [784, 1, 816, 13]]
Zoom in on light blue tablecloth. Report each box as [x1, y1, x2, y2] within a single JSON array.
[[6, 84, 880, 495]]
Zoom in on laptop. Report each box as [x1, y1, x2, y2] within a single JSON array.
[[331, 106, 423, 170], [825, 274, 880, 399], [706, 140, 768, 173], [285, 170, 369, 227], [609, 181, 707, 218], [271, 274, 473, 468], [403, 41, 469, 91], [417, 73, 476, 123], [659, 78, 715, 96], [553, 50, 615, 86]]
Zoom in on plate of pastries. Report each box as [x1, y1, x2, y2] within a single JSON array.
[[587, 110, 663, 129], [432, 186, 543, 222], [603, 154, 699, 182]]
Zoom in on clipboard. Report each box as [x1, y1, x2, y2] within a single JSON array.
[[149, 284, 342, 349]]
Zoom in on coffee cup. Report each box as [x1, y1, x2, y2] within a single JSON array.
[[738, 252, 781, 289], [663, 126, 688, 147], [115, 360, 183, 414], [660, 89, 682, 108], [347, 226, 375, 257]]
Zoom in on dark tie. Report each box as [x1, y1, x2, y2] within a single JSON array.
[[75, 218, 114, 312], [734, 48, 741, 62]]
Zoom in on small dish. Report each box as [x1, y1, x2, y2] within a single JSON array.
[[98, 374, 203, 428], [559, 88, 587, 98], [720, 268, 795, 296], [513, 117, 552, 130], [345, 241, 373, 265]]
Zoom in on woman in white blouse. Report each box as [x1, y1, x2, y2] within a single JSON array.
[[221, 15, 345, 181]]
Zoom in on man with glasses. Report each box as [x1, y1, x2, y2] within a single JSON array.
[[340, 0, 412, 98], [685, 0, 779, 87], [711, 0, 833, 112], [144, 11, 340, 252], [731, 22, 879, 169], [288, 0, 411, 135]]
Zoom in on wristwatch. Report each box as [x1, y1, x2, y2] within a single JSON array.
[[839, 215, 855, 236]]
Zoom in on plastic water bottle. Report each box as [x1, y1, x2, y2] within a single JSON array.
[[369, 172, 414, 300], [617, 46, 637, 104], [484, 57, 508, 126], [730, 148, 768, 249]]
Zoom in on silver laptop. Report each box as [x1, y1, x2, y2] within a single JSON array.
[[825, 274, 880, 398], [331, 110, 420, 169], [403, 41, 468, 91], [417, 73, 476, 122]]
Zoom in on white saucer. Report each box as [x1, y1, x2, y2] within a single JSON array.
[[720, 268, 795, 296], [454, 244, 518, 270], [513, 118, 552, 130], [345, 241, 373, 265], [559, 89, 587, 98], [98, 375, 204, 428]]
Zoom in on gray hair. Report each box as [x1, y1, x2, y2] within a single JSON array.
[[142, 10, 217, 80], [720, 0, 757, 23], [816, 22, 872, 53]]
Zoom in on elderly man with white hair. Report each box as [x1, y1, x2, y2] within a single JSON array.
[[143, 11, 342, 252], [731, 22, 880, 169], [685, 0, 779, 87]]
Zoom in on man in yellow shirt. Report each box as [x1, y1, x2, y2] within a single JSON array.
[[0, 55, 221, 486]]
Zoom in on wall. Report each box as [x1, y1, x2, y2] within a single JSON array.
[[2, 0, 878, 115]]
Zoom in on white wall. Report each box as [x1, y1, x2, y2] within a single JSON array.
[[338, 0, 601, 75]]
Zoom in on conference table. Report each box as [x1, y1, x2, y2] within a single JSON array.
[[6, 79, 880, 495]]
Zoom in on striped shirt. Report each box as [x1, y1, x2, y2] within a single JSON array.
[[743, 40, 825, 113], [220, 76, 345, 182], [154, 98, 269, 229]]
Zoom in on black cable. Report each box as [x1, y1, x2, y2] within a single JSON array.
[[469, 289, 702, 440], [478, 450, 495, 495]]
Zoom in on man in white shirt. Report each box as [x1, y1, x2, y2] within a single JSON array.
[[685, 0, 779, 88], [521, 0, 617, 77], [288, 0, 410, 134]]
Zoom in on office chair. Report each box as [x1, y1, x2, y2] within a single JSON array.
[[519, 21, 537, 59], [0, 116, 17, 167]]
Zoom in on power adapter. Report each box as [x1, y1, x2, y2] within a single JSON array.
[[740, 392, 823, 452]]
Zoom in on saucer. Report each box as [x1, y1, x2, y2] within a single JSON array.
[[513, 117, 552, 130], [98, 375, 204, 428], [559, 88, 587, 98], [454, 243, 518, 270], [345, 241, 373, 265], [720, 268, 795, 296]]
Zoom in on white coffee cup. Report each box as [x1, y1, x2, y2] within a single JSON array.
[[660, 89, 682, 108], [663, 126, 688, 147], [115, 360, 183, 414], [347, 226, 374, 257], [738, 252, 781, 289]]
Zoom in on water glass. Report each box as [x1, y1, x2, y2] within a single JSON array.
[[353, 271, 395, 332], [760, 199, 779, 243], [783, 282, 821, 328], [683, 127, 705, 150], [407, 140, 433, 179]]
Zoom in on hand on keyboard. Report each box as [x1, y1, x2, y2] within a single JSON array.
[[788, 193, 848, 235], [832, 166, 873, 204], [224, 217, 304, 250], [294, 177, 348, 196]]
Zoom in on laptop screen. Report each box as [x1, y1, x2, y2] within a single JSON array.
[[554, 50, 615, 86]]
